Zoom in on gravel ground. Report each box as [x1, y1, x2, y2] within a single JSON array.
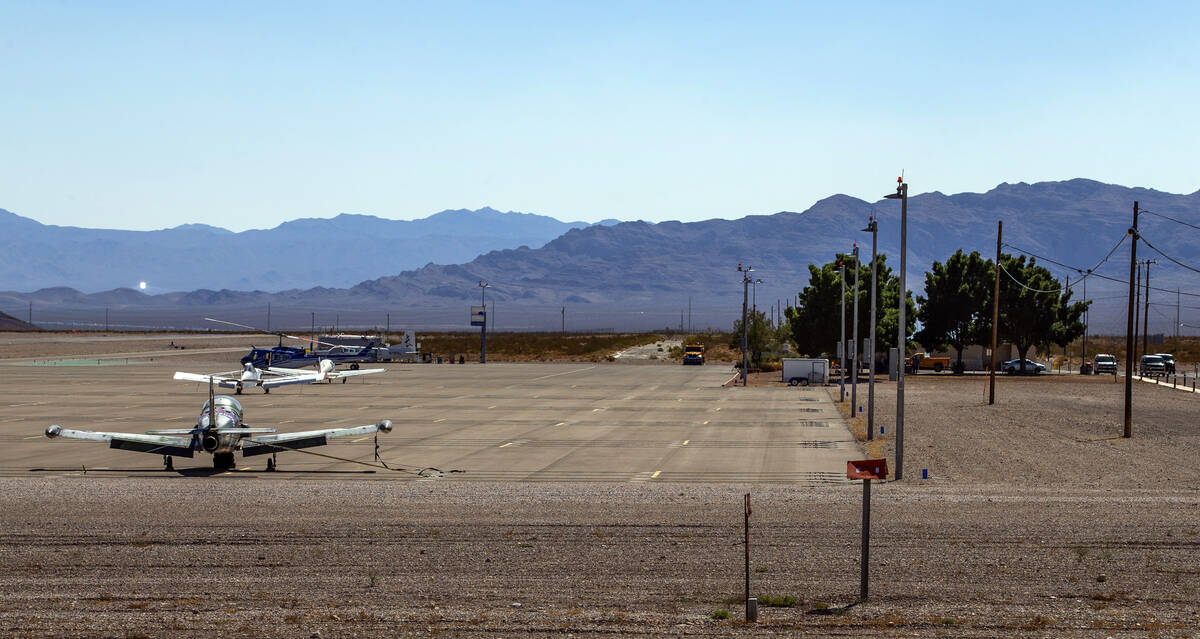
[[2, 337, 1198, 637]]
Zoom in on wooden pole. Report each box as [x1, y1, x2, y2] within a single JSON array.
[[1124, 202, 1139, 438]]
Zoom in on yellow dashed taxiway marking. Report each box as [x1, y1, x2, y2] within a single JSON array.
[[488, 405, 497, 409], [702, 420, 709, 425], [23, 435, 41, 440], [499, 442, 513, 448], [554, 422, 566, 427], [682, 440, 689, 446], [651, 470, 661, 479], [433, 418, 446, 423], [351, 436, 369, 443]]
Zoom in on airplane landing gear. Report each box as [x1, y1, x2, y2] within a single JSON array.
[[342, 377, 347, 384], [235, 383, 243, 395], [266, 454, 277, 472], [163, 455, 174, 471], [213, 452, 235, 470], [264, 387, 270, 394]]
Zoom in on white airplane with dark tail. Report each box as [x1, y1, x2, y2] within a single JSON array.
[[173, 358, 384, 394], [44, 379, 392, 471]]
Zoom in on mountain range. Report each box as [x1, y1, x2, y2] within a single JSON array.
[[0, 207, 619, 292], [4, 179, 1199, 333]]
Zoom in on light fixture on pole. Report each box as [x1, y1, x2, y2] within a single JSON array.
[[884, 177, 908, 480], [861, 216, 878, 441], [478, 281, 490, 364], [839, 261, 846, 403]]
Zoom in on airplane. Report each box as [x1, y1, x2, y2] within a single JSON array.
[[44, 379, 393, 471], [207, 318, 381, 370], [174, 358, 385, 394]]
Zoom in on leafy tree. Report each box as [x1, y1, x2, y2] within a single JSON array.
[[785, 253, 915, 359], [730, 309, 775, 367], [915, 250, 993, 371], [995, 254, 1090, 372]]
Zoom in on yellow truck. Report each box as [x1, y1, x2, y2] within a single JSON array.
[[682, 344, 705, 365], [904, 352, 951, 373]]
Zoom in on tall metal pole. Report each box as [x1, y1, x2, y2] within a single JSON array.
[[863, 217, 878, 440], [311, 312, 315, 347], [267, 303, 271, 332], [1123, 202, 1139, 438], [851, 244, 860, 415], [894, 181, 908, 480], [562, 306, 566, 333], [989, 221, 1001, 405], [479, 281, 489, 364], [1142, 260, 1155, 358], [860, 478, 872, 600], [738, 264, 752, 386], [1177, 288, 1181, 339], [105, 306, 109, 332], [839, 262, 846, 403]]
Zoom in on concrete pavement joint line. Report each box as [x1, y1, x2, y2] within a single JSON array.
[[532, 366, 596, 381]]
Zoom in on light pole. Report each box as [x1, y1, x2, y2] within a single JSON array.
[[862, 216, 878, 440], [839, 261, 846, 403], [1142, 259, 1156, 360], [851, 243, 860, 414], [752, 279, 762, 314], [478, 281, 490, 364], [884, 177, 908, 480], [738, 264, 753, 386]]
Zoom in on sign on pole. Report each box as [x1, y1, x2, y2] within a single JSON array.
[[470, 306, 486, 327]]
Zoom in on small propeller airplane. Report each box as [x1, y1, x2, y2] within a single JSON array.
[[44, 378, 393, 471], [173, 358, 385, 394]]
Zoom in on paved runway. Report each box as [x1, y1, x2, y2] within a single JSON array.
[[0, 358, 861, 483]]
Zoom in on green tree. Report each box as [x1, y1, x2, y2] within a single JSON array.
[[730, 309, 774, 367], [915, 250, 993, 371], [995, 254, 1090, 372], [785, 253, 915, 359]]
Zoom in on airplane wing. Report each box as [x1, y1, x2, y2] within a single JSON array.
[[327, 368, 386, 379], [173, 371, 250, 389], [44, 425, 195, 457], [259, 373, 322, 388], [241, 420, 392, 457]]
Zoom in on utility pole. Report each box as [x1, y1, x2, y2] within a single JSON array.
[[863, 216, 878, 440], [1123, 202, 1139, 438], [688, 297, 692, 333], [839, 261, 846, 403], [28, 301, 32, 325], [1082, 276, 1088, 364], [105, 306, 109, 332], [267, 303, 271, 332], [1177, 288, 1181, 339], [884, 177, 908, 480], [1133, 262, 1142, 360], [479, 281, 490, 364], [1142, 259, 1156, 358], [386, 313, 390, 340], [738, 264, 753, 386], [311, 312, 315, 347], [851, 243, 860, 415], [989, 221, 1002, 405], [562, 306, 565, 333]]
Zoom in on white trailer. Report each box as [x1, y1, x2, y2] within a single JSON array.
[[781, 358, 829, 386]]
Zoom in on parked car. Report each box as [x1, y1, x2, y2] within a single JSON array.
[[1153, 353, 1176, 374], [1002, 359, 1045, 375], [1140, 354, 1166, 376], [1092, 354, 1118, 375]]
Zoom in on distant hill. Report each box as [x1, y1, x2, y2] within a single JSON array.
[[0, 207, 616, 293], [4, 179, 1198, 333], [0, 310, 38, 331]]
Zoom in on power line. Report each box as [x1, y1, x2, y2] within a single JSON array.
[[997, 261, 1066, 294], [1136, 233, 1200, 276], [1003, 239, 1200, 298], [1002, 233, 1126, 286], [1141, 208, 1200, 232]]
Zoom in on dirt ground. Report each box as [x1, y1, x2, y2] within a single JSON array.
[[1, 335, 1198, 637]]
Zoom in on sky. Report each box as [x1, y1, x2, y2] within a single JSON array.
[[2, 1, 1199, 231]]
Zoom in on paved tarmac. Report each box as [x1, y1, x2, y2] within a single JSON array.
[[0, 358, 860, 483]]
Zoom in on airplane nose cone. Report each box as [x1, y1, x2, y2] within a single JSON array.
[[45, 424, 62, 438], [376, 420, 393, 433]]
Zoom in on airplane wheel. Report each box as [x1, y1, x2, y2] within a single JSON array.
[[351, 363, 360, 370], [266, 456, 276, 472], [213, 453, 235, 470], [235, 385, 242, 395], [163, 455, 174, 471], [264, 387, 270, 394], [342, 378, 347, 384]]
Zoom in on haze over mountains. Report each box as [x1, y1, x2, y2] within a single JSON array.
[[4, 179, 1199, 333], [0, 207, 619, 292]]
